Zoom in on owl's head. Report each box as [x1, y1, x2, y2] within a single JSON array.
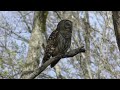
[[57, 19, 73, 32]]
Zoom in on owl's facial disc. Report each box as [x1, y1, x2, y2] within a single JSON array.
[[64, 20, 72, 29]]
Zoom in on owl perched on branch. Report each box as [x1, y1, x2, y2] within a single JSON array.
[[42, 19, 73, 68]]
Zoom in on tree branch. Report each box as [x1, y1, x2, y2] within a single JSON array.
[[26, 46, 85, 79], [54, 11, 62, 20], [11, 30, 29, 43], [112, 11, 120, 51], [18, 11, 32, 33]]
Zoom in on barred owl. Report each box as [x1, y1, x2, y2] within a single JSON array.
[[42, 19, 73, 68]]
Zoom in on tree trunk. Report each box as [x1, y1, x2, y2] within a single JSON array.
[[81, 11, 92, 79], [112, 11, 120, 51], [21, 11, 48, 79]]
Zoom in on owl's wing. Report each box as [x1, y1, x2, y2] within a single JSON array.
[[47, 30, 59, 44], [46, 29, 59, 52], [42, 30, 59, 64]]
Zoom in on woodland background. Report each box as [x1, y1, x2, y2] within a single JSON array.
[[0, 11, 120, 79]]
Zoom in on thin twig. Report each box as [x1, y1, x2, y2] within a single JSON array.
[[54, 11, 62, 20]]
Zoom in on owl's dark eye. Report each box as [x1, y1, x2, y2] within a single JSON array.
[[64, 21, 72, 29]]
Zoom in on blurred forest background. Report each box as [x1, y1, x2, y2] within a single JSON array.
[[0, 11, 120, 79]]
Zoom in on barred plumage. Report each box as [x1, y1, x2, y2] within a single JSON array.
[[42, 20, 73, 68]]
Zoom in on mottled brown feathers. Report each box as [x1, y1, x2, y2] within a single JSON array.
[[42, 20, 73, 67]]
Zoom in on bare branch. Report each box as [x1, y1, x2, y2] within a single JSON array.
[[24, 46, 85, 79], [18, 11, 32, 33], [0, 23, 29, 43], [54, 11, 62, 20], [112, 11, 120, 51], [11, 30, 29, 43]]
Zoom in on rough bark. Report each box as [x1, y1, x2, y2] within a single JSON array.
[[81, 11, 92, 79], [112, 11, 120, 51], [21, 11, 48, 79]]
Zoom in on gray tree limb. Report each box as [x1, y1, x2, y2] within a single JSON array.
[[26, 46, 85, 79], [112, 11, 120, 51], [21, 11, 48, 79]]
